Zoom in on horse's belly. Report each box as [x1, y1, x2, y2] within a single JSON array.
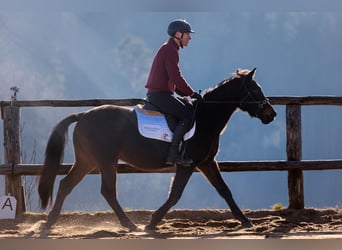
[[119, 139, 170, 170]]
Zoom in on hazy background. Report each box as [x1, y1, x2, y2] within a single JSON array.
[[0, 1, 342, 212]]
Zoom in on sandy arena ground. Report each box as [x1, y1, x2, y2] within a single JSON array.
[[2, 208, 342, 239]]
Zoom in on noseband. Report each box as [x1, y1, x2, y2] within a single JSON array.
[[238, 76, 269, 118]]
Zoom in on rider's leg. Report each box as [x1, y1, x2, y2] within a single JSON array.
[[165, 118, 193, 166], [146, 92, 194, 167]]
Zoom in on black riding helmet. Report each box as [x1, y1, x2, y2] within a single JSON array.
[[167, 19, 195, 37], [167, 19, 194, 48]]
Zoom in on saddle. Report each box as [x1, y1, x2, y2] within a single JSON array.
[[134, 104, 195, 142]]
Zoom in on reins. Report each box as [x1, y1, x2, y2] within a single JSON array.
[[198, 73, 269, 119], [202, 100, 267, 104], [142, 98, 265, 105]]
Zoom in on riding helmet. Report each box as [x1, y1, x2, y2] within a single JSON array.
[[167, 19, 195, 37]]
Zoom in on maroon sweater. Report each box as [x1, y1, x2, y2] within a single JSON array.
[[145, 38, 194, 96]]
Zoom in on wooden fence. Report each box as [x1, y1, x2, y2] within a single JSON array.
[[1, 96, 342, 215]]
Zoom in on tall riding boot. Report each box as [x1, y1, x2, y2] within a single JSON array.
[[165, 121, 193, 167]]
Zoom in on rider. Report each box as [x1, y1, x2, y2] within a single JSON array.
[[145, 19, 202, 167]]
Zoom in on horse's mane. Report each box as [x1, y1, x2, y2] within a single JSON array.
[[203, 69, 251, 96], [235, 69, 251, 76]]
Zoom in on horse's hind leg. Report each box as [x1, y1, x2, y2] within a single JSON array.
[[146, 166, 194, 230], [197, 161, 253, 228], [100, 161, 137, 231], [45, 161, 90, 228]]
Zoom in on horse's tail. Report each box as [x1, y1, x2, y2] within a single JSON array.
[[38, 113, 82, 209]]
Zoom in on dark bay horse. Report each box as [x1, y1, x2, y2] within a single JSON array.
[[38, 68, 276, 231]]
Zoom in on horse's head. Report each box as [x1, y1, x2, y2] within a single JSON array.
[[236, 68, 276, 124]]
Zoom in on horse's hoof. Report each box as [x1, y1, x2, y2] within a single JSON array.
[[241, 220, 254, 228], [144, 224, 156, 232], [36, 221, 51, 237], [123, 221, 138, 232], [44, 220, 53, 230], [127, 225, 138, 232]]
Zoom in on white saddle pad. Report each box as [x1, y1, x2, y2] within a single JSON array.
[[134, 105, 195, 142]]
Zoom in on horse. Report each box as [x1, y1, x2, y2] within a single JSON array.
[[38, 68, 276, 231]]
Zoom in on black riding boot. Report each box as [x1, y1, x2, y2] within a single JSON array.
[[166, 120, 193, 167]]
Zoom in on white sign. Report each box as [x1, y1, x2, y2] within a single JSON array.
[[0, 195, 17, 219]]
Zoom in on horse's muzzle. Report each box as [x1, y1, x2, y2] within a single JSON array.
[[260, 106, 277, 124]]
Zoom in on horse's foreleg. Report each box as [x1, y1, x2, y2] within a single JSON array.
[[146, 166, 194, 231], [197, 161, 253, 228], [100, 164, 137, 231]]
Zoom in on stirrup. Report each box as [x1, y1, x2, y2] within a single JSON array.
[[166, 155, 193, 167], [177, 157, 193, 167]]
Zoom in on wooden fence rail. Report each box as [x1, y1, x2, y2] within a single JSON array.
[[1, 160, 342, 175], [1, 96, 342, 107], [1, 96, 342, 215]]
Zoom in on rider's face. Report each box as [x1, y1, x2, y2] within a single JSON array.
[[181, 32, 192, 47], [174, 32, 192, 47]]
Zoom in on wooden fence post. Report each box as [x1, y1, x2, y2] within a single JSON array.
[[2, 88, 25, 215], [286, 104, 304, 209]]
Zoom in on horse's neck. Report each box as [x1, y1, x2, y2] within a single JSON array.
[[200, 81, 240, 135], [200, 103, 237, 134]]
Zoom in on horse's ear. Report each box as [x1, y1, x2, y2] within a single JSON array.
[[246, 68, 256, 82]]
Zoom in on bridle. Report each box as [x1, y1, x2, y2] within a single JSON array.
[[201, 76, 269, 118], [238, 78, 269, 118]]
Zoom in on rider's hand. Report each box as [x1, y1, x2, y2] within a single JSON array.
[[191, 92, 203, 102]]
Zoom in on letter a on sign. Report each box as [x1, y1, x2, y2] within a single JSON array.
[[0, 195, 17, 219]]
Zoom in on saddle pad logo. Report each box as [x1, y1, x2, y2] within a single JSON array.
[[134, 106, 195, 142]]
